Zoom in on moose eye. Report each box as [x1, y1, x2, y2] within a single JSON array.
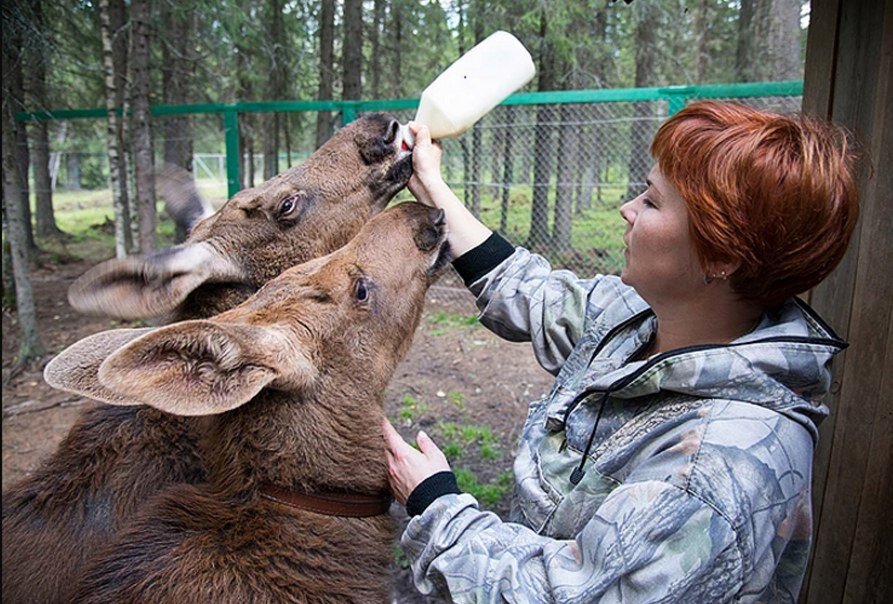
[[355, 279, 369, 302], [278, 195, 299, 218]]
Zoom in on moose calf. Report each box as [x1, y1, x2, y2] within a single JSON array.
[[46, 202, 449, 603]]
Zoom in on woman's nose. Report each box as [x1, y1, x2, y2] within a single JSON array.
[[619, 199, 635, 224]]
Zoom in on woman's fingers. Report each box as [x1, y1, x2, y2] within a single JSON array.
[[416, 430, 445, 463], [383, 418, 410, 455], [407, 121, 429, 145]]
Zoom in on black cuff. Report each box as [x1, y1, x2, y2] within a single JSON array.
[[406, 471, 461, 517], [453, 233, 516, 287]]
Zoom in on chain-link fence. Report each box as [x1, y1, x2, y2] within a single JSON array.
[[18, 83, 802, 309], [356, 88, 803, 308]]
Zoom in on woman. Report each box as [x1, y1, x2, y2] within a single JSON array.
[[384, 101, 858, 603]]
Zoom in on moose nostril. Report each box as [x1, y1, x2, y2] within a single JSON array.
[[429, 208, 446, 227], [384, 120, 399, 145]]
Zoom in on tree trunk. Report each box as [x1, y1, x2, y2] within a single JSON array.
[[2, 68, 44, 362], [131, 0, 156, 254], [625, 3, 658, 201], [390, 1, 403, 97], [755, 0, 801, 80], [243, 126, 256, 188], [736, 0, 756, 81], [499, 106, 515, 234], [66, 153, 81, 189], [370, 0, 385, 99], [284, 114, 292, 167], [30, 0, 63, 239], [160, 3, 195, 243], [161, 4, 195, 172], [551, 103, 576, 255], [111, 0, 136, 253], [315, 0, 335, 148], [263, 0, 285, 179], [469, 12, 484, 218], [123, 64, 140, 253], [235, 21, 255, 187], [694, 0, 711, 82], [99, 0, 130, 259], [14, 116, 35, 255], [4, 13, 36, 257], [528, 8, 556, 252], [2, 205, 15, 306], [342, 0, 363, 102]]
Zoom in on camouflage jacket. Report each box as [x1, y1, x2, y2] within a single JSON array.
[[402, 244, 845, 603]]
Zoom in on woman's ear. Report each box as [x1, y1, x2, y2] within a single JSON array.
[[97, 320, 316, 416], [704, 259, 742, 283]]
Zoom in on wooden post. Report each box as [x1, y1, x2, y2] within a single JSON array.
[[801, 1, 893, 602]]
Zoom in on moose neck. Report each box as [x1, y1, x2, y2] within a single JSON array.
[[202, 370, 392, 498]]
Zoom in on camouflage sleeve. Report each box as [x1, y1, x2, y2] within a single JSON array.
[[468, 247, 607, 375], [401, 482, 742, 604]]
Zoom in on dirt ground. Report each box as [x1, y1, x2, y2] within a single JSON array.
[[1, 255, 554, 603]]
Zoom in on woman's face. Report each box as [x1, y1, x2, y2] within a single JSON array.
[[619, 165, 703, 303]]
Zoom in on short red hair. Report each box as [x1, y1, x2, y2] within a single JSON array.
[[651, 101, 859, 308]]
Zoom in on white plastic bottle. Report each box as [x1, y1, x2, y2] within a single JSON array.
[[406, 31, 536, 143]]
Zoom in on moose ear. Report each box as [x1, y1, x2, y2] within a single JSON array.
[[97, 320, 316, 416], [67, 243, 244, 320], [44, 327, 157, 406]]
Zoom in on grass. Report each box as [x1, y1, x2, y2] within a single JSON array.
[[436, 421, 501, 462], [447, 389, 465, 411], [426, 311, 479, 336], [454, 469, 514, 507], [397, 393, 429, 426]]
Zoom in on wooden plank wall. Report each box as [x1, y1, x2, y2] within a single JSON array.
[[801, 0, 893, 602]]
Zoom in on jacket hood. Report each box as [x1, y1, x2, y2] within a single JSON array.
[[576, 298, 845, 444]]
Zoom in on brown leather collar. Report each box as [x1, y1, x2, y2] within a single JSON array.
[[259, 482, 393, 518]]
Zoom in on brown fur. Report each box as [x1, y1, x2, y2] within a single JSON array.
[[64, 203, 449, 603], [1, 114, 413, 604]]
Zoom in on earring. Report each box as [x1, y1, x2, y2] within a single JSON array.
[[704, 270, 728, 284]]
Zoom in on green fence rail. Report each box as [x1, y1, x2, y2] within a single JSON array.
[[17, 81, 803, 198]]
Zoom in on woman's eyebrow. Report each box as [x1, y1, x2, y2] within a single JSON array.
[[645, 178, 662, 199]]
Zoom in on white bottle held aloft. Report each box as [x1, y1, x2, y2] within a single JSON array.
[[405, 31, 535, 144]]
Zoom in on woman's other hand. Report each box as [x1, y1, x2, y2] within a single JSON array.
[[407, 122, 444, 207], [383, 419, 451, 505]]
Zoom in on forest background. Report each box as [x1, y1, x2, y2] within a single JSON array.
[[1, 0, 808, 363]]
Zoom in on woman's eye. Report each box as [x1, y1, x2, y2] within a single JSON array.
[[355, 280, 369, 302], [642, 197, 656, 208]]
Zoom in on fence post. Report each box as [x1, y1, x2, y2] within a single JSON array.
[[341, 101, 358, 125], [223, 107, 241, 198], [663, 86, 695, 115]]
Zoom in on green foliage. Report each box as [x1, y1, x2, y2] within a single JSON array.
[[426, 310, 479, 336], [398, 393, 429, 426], [479, 442, 500, 460], [436, 421, 501, 462], [454, 468, 512, 507], [393, 542, 411, 569], [13, 0, 804, 284], [442, 442, 463, 460], [451, 183, 628, 274], [447, 389, 466, 411]]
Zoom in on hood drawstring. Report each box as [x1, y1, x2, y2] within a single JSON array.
[[567, 331, 654, 485], [569, 391, 611, 485]]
